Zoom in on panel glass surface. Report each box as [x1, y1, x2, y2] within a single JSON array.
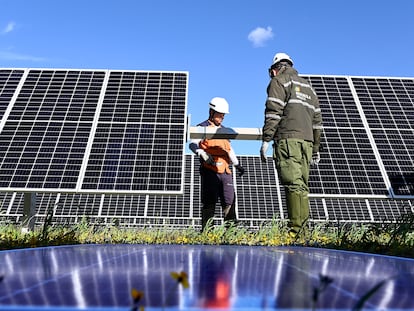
[[0, 69, 188, 194], [351, 77, 414, 196], [0, 69, 105, 190], [369, 199, 413, 222], [235, 155, 282, 220], [304, 76, 389, 196], [0, 69, 24, 118], [81, 71, 187, 192]]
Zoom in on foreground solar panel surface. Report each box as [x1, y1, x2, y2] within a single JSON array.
[[0, 69, 188, 194], [0, 244, 413, 310]]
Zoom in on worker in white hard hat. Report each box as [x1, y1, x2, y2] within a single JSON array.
[[260, 52, 323, 239], [189, 97, 245, 231]]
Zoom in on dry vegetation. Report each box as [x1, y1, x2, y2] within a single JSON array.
[[1, 215, 413, 258]]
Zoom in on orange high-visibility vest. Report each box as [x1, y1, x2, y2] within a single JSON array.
[[199, 128, 232, 174]]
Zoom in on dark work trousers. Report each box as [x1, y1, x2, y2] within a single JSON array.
[[200, 166, 236, 229], [200, 166, 235, 206], [274, 138, 313, 237]]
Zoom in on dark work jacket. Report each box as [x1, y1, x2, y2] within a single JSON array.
[[262, 67, 322, 153]]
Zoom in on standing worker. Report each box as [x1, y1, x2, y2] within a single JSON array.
[[260, 53, 322, 238], [189, 97, 245, 231]]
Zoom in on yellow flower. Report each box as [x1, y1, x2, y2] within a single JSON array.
[[131, 288, 144, 303], [170, 271, 190, 288]]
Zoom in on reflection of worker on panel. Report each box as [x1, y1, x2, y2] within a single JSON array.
[[198, 248, 235, 308], [189, 97, 245, 231]]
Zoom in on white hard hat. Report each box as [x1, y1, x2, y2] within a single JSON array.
[[209, 97, 229, 114], [271, 52, 293, 67]]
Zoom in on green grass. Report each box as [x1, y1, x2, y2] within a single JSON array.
[[1, 216, 413, 258]]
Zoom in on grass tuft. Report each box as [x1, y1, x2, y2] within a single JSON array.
[[1, 216, 413, 258]]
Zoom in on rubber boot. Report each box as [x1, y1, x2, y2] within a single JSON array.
[[286, 192, 302, 237], [300, 193, 310, 238], [201, 204, 216, 232]]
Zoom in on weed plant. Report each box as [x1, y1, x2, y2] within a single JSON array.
[[1, 215, 413, 258]]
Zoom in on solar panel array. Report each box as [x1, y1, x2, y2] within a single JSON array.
[[0, 69, 188, 194], [0, 155, 412, 229], [1, 70, 414, 228]]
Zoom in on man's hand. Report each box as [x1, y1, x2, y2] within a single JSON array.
[[196, 149, 215, 165], [260, 141, 269, 163], [235, 164, 245, 177], [310, 152, 320, 166]]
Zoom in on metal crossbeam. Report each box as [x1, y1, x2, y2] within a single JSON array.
[[189, 126, 262, 140]]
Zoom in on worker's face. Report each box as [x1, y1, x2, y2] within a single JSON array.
[[211, 111, 225, 126]]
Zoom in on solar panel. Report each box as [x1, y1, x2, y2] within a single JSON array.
[[234, 156, 283, 220], [304, 76, 390, 197], [351, 77, 414, 197], [0, 69, 188, 194]]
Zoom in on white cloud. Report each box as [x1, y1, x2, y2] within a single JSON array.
[[0, 50, 47, 62], [2, 21, 16, 34], [247, 26, 274, 47]]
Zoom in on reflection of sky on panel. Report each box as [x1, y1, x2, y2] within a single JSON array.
[[0, 245, 413, 310]]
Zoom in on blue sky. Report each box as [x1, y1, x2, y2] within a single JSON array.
[[1, 0, 414, 155]]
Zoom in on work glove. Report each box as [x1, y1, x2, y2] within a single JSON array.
[[260, 141, 269, 163], [310, 152, 320, 166], [196, 149, 215, 165], [234, 164, 245, 177]]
